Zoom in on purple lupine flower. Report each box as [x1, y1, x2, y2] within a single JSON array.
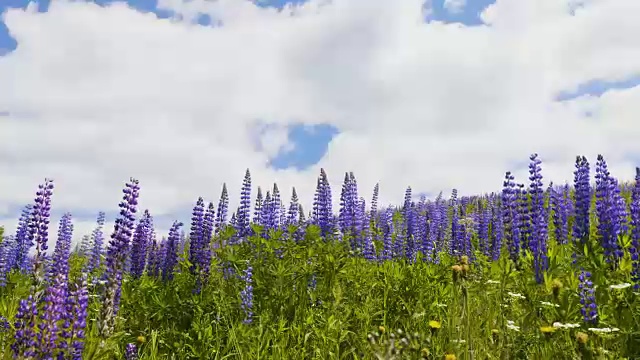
[[381, 208, 394, 261], [215, 183, 229, 234], [253, 187, 264, 226], [363, 211, 376, 261], [287, 187, 300, 227], [339, 173, 350, 237], [237, 169, 253, 240], [339, 172, 359, 246], [87, 211, 106, 273], [517, 183, 531, 253], [162, 221, 184, 281], [0, 235, 17, 286], [99, 178, 140, 338], [502, 172, 520, 262], [477, 201, 490, 257], [78, 235, 92, 257], [240, 265, 254, 324], [12, 295, 38, 358], [354, 196, 366, 252], [595, 155, 625, 265], [271, 183, 282, 229], [28, 178, 55, 278], [528, 154, 548, 284], [573, 156, 591, 247], [14, 204, 33, 273], [37, 274, 68, 358], [578, 270, 597, 324], [460, 219, 474, 260], [490, 198, 504, 261], [551, 185, 570, 245], [354, 197, 366, 255], [259, 191, 273, 235], [147, 236, 165, 278], [417, 201, 430, 262], [200, 202, 215, 278], [423, 203, 438, 263], [313, 169, 333, 238], [370, 183, 379, 222], [450, 189, 464, 257], [129, 210, 153, 279], [189, 197, 206, 275], [393, 214, 406, 260], [47, 212, 74, 283], [65, 275, 89, 360], [403, 187, 417, 261], [630, 167, 640, 290], [125, 343, 138, 360]]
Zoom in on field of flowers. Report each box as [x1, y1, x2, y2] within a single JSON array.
[[0, 153, 639, 359]]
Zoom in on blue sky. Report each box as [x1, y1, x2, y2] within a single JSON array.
[[3, 0, 637, 174]]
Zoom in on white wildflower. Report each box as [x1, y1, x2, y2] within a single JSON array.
[[588, 327, 620, 333], [506, 320, 520, 332], [486, 280, 500, 284], [540, 301, 560, 308], [609, 283, 631, 290], [553, 322, 580, 329], [507, 291, 526, 299]]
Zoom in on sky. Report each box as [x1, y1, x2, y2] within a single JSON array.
[[1, 0, 640, 246]]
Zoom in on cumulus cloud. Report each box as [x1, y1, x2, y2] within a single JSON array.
[[1, 0, 640, 242]]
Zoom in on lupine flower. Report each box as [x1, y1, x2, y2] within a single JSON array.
[[87, 212, 106, 273], [189, 197, 206, 276], [517, 184, 531, 253], [362, 205, 376, 261], [450, 189, 463, 257], [528, 154, 548, 284], [237, 169, 253, 240], [14, 204, 33, 273], [12, 295, 38, 358], [287, 187, 300, 227], [49, 212, 74, 282], [370, 183, 379, 222], [631, 167, 640, 289], [66, 275, 89, 360], [253, 187, 264, 226], [125, 343, 138, 360], [199, 202, 215, 283], [99, 178, 140, 338], [595, 155, 624, 264], [163, 221, 184, 282], [313, 168, 333, 238], [28, 178, 55, 278], [240, 265, 254, 324], [381, 209, 394, 261], [271, 183, 282, 230], [477, 201, 490, 257], [215, 183, 229, 234], [403, 187, 416, 261], [78, 235, 92, 257], [573, 156, 591, 247], [490, 199, 503, 261], [578, 270, 598, 324], [38, 274, 68, 358], [129, 210, 153, 279], [0, 235, 17, 286]]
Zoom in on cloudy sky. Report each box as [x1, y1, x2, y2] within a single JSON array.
[[1, 0, 639, 245]]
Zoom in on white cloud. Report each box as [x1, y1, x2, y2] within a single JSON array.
[[1, 0, 640, 244], [443, 0, 466, 14]]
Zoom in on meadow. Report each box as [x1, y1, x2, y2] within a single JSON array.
[[0, 153, 639, 359]]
